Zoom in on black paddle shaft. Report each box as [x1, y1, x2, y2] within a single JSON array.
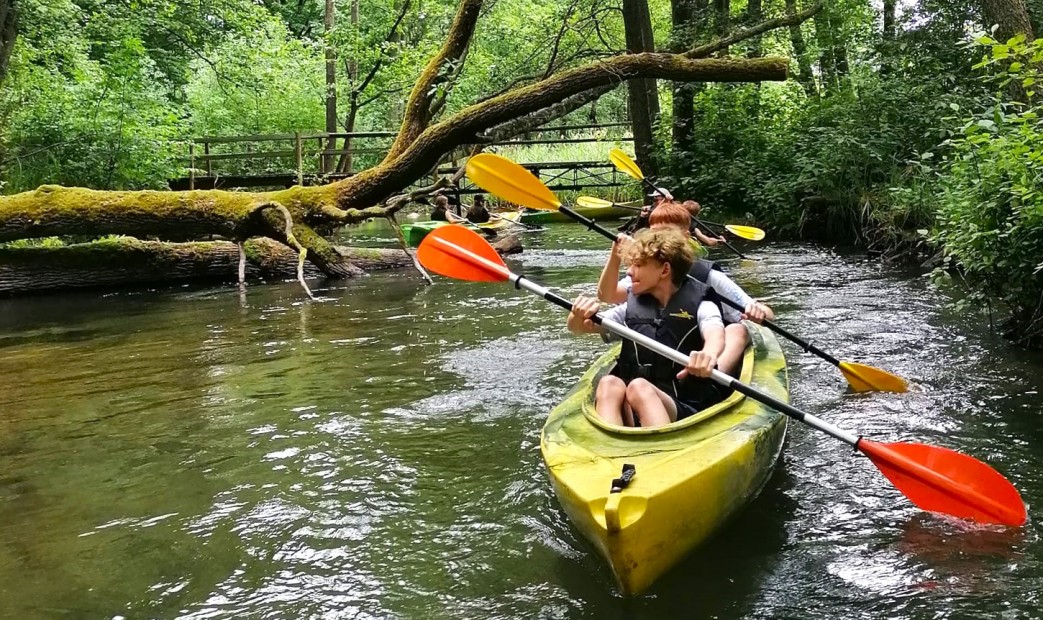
[[556, 205, 842, 368]]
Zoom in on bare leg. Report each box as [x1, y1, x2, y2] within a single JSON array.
[[625, 379, 678, 428], [595, 376, 627, 425], [718, 323, 750, 377]]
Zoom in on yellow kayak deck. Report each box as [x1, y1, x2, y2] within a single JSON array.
[[540, 323, 789, 595]]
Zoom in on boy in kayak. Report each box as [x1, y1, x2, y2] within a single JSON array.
[[465, 194, 492, 224], [567, 227, 726, 428], [596, 202, 774, 378]]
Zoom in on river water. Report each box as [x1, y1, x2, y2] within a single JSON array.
[[1, 222, 1040, 619]]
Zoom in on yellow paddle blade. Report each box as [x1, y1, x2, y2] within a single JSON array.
[[840, 361, 910, 393], [576, 195, 615, 209], [609, 148, 644, 181], [465, 153, 561, 211], [724, 224, 766, 241]]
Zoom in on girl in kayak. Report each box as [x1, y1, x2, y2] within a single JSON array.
[[429, 194, 450, 221], [567, 228, 726, 428], [682, 200, 727, 247], [596, 202, 774, 378]]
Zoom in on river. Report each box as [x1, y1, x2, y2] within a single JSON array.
[[1, 222, 1040, 618]]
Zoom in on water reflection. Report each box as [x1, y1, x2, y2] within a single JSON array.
[[0, 227, 1040, 618]]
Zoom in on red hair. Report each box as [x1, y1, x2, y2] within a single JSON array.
[[648, 202, 691, 230]]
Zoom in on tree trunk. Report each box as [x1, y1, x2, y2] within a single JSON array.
[[784, 0, 816, 95], [746, 0, 763, 58], [324, 0, 337, 174], [671, 0, 704, 153], [883, 0, 896, 40], [0, 236, 526, 295], [980, 0, 1035, 43], [813, 9, 838, 91], [0, 0, 16, 87], [383, 0, 482, 162], [0, 239, 417, 295], [623, 0, 661, 176], [714, 0, 730, 44]]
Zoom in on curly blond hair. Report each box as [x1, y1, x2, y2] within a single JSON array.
[[622, 227, 693, 286]]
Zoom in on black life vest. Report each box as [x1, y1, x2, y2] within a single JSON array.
[[690, 258, 722, 284], [614, 279, 725, 410]]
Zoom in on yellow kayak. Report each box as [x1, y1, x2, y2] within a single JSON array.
[[540, 323, 789, 595]]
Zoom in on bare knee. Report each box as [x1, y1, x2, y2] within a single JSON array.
[[726, 323, 750, 347], [597, 375, 626, 397], [625, 378, 655, 402]]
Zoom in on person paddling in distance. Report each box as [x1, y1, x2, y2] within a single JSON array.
[[618, 187, 671, 233], [567, 228, 727, 428], [597, 202, 774, 378], [429, 194, 451, 221], [465, 194, 492, 224], [682, 200, 726, 247]]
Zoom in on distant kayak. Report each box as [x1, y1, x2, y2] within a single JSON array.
[[515, 204, 633, 225]]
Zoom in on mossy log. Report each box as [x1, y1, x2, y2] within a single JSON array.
[[0, 234, 523, 295], [0, 238, 414, 296]]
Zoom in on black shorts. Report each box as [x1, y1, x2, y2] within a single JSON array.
[[671, 382, 730, 421]]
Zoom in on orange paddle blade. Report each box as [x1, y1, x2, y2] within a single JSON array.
[[465, 153, 561, 211], [859, 439, 1026, 526], [416, 225, 509, 282]]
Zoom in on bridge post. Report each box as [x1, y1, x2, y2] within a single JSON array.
[[295, 132, 303, 186], [189, 143, 195, 191]]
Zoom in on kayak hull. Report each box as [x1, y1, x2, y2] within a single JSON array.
[[518, 204, 633, 224], [400, 220, 450, 246], [400, 219, 494, 244], [540, 323, 788, 595]]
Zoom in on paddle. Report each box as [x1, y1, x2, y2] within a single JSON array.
[[489, 211, 542, 231], [467, 153, 909, 394], [417, 224, 1026, 526], [576, 196, 767, 241], [609, 148, 753, 259], [445, 211, 499, 238]]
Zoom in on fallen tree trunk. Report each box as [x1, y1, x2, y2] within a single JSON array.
[[0, 238, 411, 295], [0, 233, 522, 295]]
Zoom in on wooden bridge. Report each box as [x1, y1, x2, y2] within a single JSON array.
[[167, 123, 634, 195]]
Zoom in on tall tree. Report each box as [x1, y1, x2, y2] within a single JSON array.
[[746, 0, 763, 58], [671, 0, 700, 152], [813, 8, 839, 91], [980, 0, 1035, 42], [785, 0, 816, 94], [0, 0, 16, 87], [324, 0, 337, 173], [623, 0, 661, 176]]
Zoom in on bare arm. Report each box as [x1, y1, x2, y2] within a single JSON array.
[[566, 295, 606, 335], [597, 235, 630, 304], [678, 301, 725, 378]]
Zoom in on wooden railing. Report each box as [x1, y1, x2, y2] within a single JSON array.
[[169, 123, 634, 191]]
